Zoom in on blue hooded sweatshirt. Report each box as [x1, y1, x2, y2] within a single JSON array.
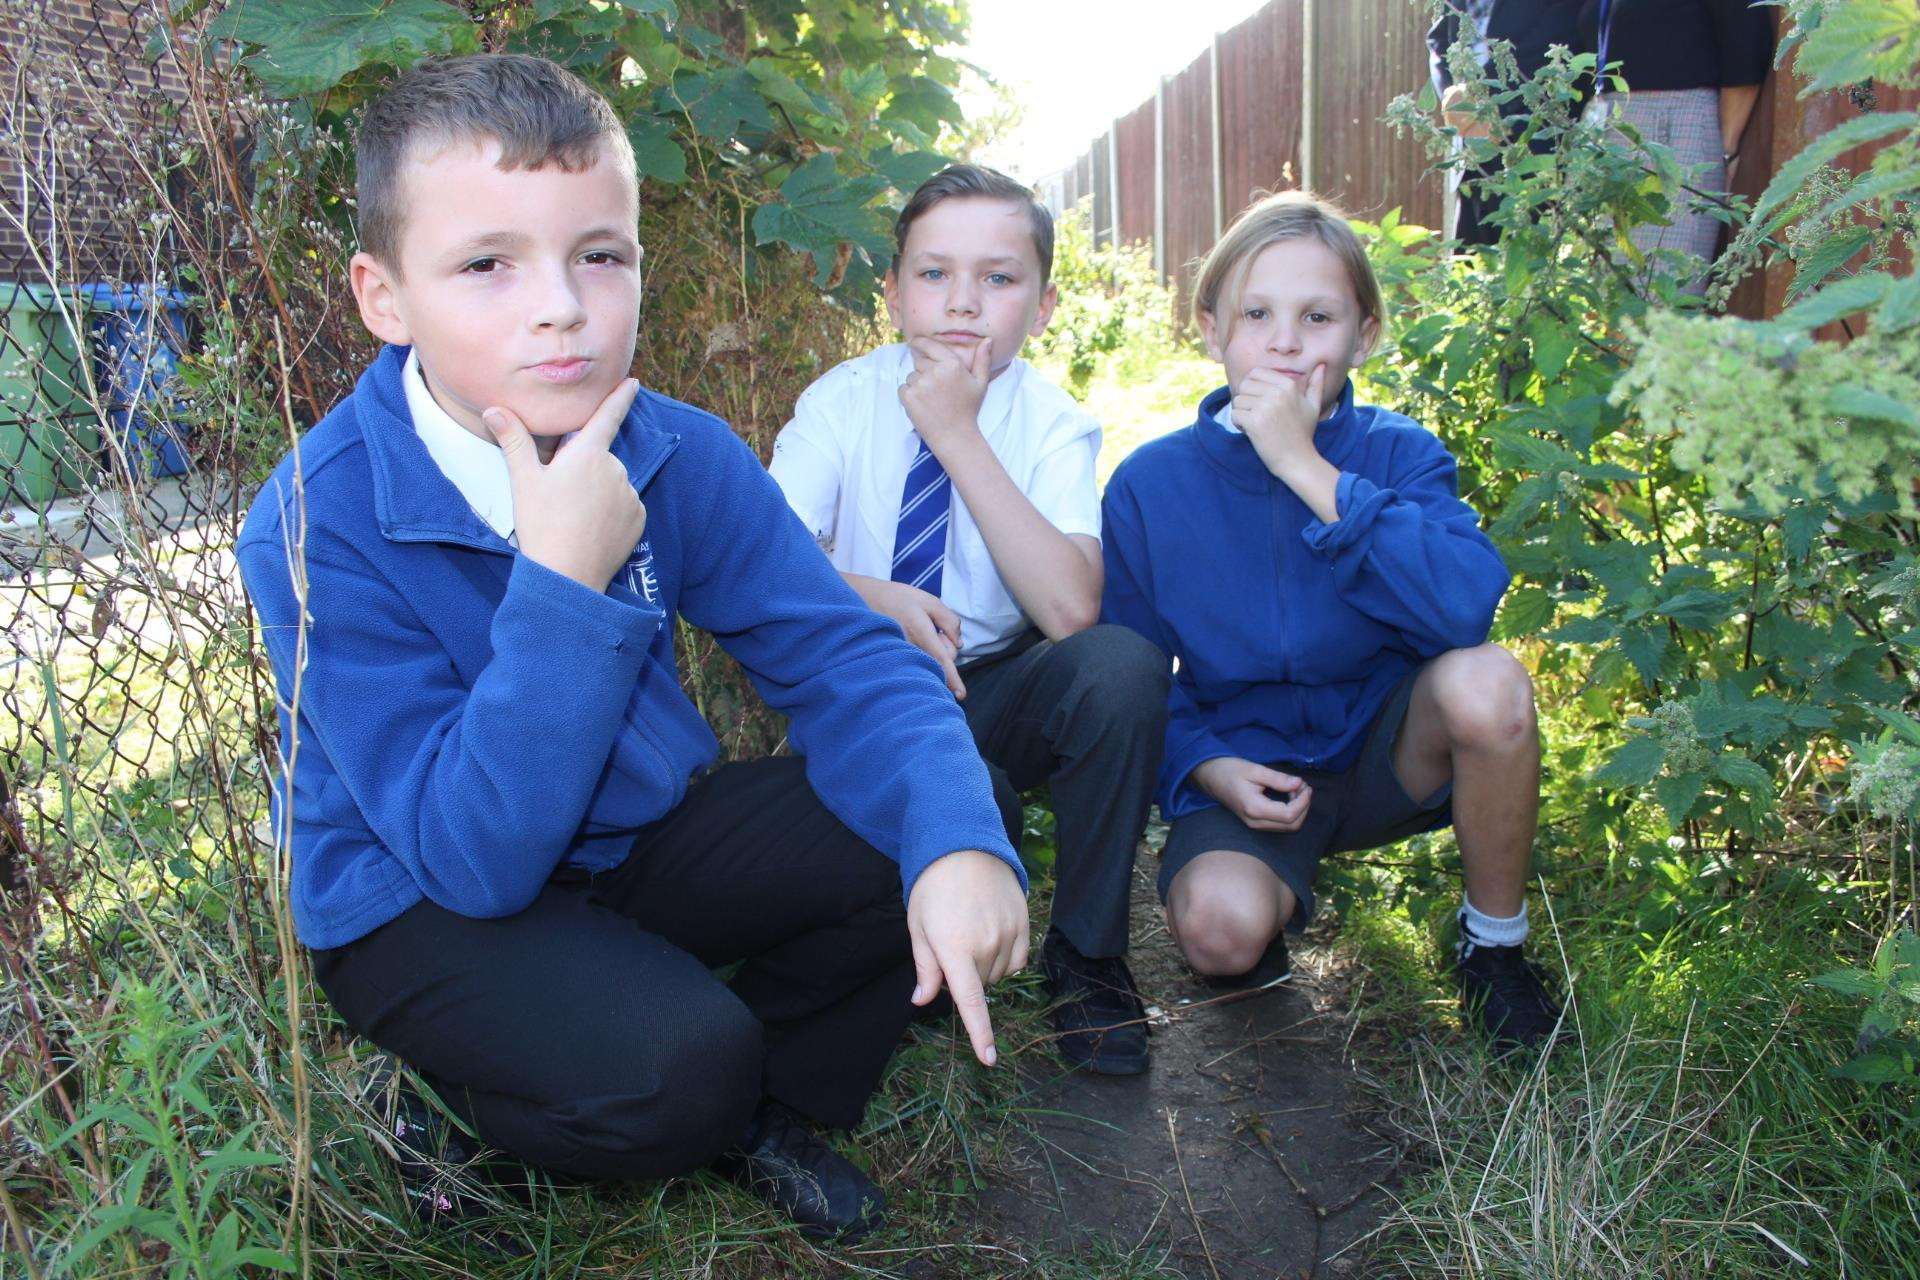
[[1100, 381, 1509, 819], [238, 346, 1023, 949]]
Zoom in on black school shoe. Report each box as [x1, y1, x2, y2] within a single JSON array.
[[1040, 927, 1150, 1076], [1455, 941, 1562, 1052], [369, 1061, 535, 1257], [715, 1100, 887, 1242], [1195, 930, 1292, 992]]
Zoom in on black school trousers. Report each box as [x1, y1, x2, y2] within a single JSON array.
[[310, 756, 1020, 1181], [957, 624, 1169, 959]]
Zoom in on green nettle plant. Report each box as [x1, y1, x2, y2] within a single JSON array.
[[196, 0, 968, 307], [1369, 0, 1916, 1078], [1026, 199, 1176, 397]]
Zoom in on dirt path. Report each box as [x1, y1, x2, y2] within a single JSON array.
[[970, 863, 1405, 1279]]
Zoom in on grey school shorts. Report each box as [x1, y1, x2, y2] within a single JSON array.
[[1157, 664, 1452, 930]]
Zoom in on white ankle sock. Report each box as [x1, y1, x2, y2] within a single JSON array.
[[1459, 899, 1528, 954]]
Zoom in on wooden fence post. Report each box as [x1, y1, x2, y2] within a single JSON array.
[[1154, 74, 1168, 283], [1210, 31, 1225, 239], [1300, 0, 1316, 191]]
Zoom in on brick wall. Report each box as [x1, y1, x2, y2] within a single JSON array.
[[0, 0, 189, 283]]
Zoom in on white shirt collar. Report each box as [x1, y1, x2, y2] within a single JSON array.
[[1213, 398, 1242, 435], [404, 348, 516, 540]]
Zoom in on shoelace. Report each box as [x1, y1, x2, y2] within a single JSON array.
[[1064, 952, 1146, 1020]]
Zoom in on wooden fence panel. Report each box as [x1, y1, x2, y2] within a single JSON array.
[[1091, 130, 1114, 245], [1308, 0, 1443, 227], [1163, 47, 1216, 308], [1219, 0, 1304, 217], [1115, 98, 1157, 248]]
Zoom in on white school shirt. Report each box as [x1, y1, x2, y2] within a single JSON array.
[[770, 343, 1103, 662], [403, 348, 517, 542]]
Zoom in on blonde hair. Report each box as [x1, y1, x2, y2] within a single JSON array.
[[1191, 190, 1383, 335]]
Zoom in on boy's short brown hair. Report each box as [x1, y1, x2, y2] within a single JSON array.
[[355, 54, 636, 269], [892, 164, 1055, 282]]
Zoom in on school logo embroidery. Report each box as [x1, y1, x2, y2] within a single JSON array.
[[622, 541, 660, 605]]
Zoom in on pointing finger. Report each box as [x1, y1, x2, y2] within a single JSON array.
[[943, 954, 998, 1066]]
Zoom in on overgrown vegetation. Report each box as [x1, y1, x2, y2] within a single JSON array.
[[1311, 1, 1920, 1272], [2, 0, 1917, 1275]]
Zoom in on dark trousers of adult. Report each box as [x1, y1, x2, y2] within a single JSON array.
[[311, 757, 1019, 1181], [957, 623, 1170, 960]]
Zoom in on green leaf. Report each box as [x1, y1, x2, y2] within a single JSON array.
[[1813, 968, 1881, 997], [1751, 111, 1917, 231], [1655, 772, 1707, 823], [1795, 0, 1920, 93], [1618, 626, 1670, 686], [1772, 272, 1891, 330], [1828, 384, 1920, 429], [1651, 588, 1737, 629], [1496, 587, 1557, 638], [626, 114, 687, 185], [1713, 753, 1774, 794], [1865, 705, 1920, 746], [1527, 314, 1575, 383], [841, 64, 889, 106], [883, 75, 961, 133], [1788, 226, 1878, 298], [658, 67, 774, 141], [1877, 273, 1920, 332], [1782, 502, 1828, 562], [1833, 1047, 1916, 1084], [751, 154, 889, 284], [229, 1248, 299, 1273], [1597, 735, 1665, 787], [746, 58, 814, 115], [868, 146, 950, 195], [208, 0, 475, 96]]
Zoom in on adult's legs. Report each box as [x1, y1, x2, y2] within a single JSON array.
[[1388, 643, 1539, 919], [960, 624, 1168, 958]]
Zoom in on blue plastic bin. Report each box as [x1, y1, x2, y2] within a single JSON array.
[[77, 284, 193, 477]]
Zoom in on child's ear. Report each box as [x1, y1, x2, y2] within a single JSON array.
[[881, 266, 905, 333], [350, 251, 413, 348], [1356, 314, 1382, 366], [1028, 281, 1059, 337], [1198, 309, 1225, 364]]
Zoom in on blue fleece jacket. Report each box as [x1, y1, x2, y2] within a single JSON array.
[[1100, 381, 1509, 819], [238, 345, 1023, 949]]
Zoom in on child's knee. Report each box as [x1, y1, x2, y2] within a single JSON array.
[[539, 994, 763, 1179], [1058, 624, 1170, 725], [1168, 873, 1284, 975], [1433, 644, 1536, 751]]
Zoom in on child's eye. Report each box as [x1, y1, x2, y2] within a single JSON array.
[[581, 250, 625, 266], [920, 268, 946, 282], [1306, 312, 1331, 324], [1244, 307, 1268, 321], [462, 257, 500, 275], [986, 272, 1013, 286]]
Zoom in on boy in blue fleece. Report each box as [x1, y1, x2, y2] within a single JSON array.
[[1101, 191, 1560, 1050], [237, 55, 1028, 1243]]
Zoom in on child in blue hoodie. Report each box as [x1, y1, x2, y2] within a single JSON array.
[[237, 55, 1028, 1244], [1100, 190, 1560, 1050]]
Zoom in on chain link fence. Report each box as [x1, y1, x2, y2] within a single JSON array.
[[0, 0, 370, 1159]]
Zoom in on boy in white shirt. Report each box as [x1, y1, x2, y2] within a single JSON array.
[[771, 166, 1169, 1075]]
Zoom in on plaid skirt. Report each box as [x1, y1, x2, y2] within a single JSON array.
[[1590, 87, 1726, 291]]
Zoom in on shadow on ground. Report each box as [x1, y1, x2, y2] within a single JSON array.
[[968, 863, 1407, 1280]]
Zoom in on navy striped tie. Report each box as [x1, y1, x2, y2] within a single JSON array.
[[891, 436, 951, 594]]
